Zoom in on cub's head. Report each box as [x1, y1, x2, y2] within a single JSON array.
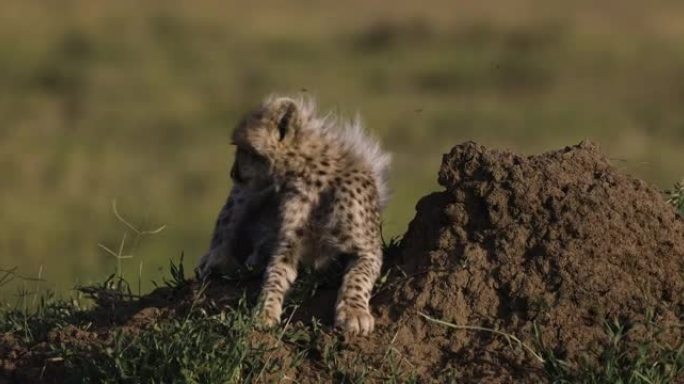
[[232, 96, 305, 158], [230, 96, 305, 189]]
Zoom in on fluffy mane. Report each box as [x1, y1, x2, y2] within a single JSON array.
[[267, 95, 392, 208]]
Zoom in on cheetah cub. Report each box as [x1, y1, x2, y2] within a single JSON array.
[[197, 95, 391, 336]]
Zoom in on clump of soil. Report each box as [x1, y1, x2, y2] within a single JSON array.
[[2, 141, 683, 383], [365, 141, 684, 381]]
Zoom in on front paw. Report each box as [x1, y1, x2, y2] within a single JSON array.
[[335, 302, 375, 336], [256, 304, 282, 329], [244, 252, 262, 270], [195, 252, 211, 279], [195, 249, 232, 279]]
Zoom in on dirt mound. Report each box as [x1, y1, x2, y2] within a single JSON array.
[[3, 141, 684, 383], [364, 141, 684, 381]]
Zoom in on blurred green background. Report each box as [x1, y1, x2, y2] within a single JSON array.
[[2, 0, 684, 299]]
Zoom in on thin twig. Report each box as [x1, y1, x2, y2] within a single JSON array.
[[0, 267, 46, 283], [418, 311, 546, 364], [112, 200, 166, 235]]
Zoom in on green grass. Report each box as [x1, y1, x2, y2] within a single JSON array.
[[2, 261, 683, 383], [668, 180, 684, 216], [0, 256, 415, 383], [59, 299, 259, 384], [543, 320, 684, 384], [418, 312, 684, 384]]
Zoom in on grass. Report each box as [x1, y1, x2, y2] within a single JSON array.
[[542, 319, 684, 384], [0, 257, 418, 383], [421, 313, 684, 384], [668, 179, 684, 216], [59, 299, 259, 384], [3, 225, 684, 383], [3, 261, 684, 383]]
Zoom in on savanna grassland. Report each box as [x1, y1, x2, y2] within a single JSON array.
[[2, 0, 684, 298]]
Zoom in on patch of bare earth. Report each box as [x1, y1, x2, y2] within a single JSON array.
[[362, 141, 684, 382]]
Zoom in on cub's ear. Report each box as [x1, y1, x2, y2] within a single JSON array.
[[278, 101, 297, 141], [267, 97, 301, 141]]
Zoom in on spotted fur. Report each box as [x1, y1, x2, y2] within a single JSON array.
[[196, 95, 391, 336]]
